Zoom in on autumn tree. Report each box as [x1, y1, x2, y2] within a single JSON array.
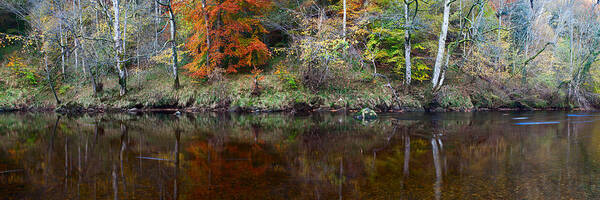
[[175, 0, 272, 78]]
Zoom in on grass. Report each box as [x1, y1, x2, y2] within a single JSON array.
[[1, 65, 424, 112], [0, 62, 577, 112]]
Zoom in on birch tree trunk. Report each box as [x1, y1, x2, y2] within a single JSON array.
[[60, 23, 66, 76], [569, 12, 574, 75], [94, 4, 103, 91], [404, 1, 412, 85], [432, 0, 451, 89], [122, 1, 129, 78], [496, 0, 503, 70], [113, 0, 127, 96], [343, 0, 347, 38], [154, 0, 159, 52], [438, 50, 450, 89], [75, 38, 79, 72], [78, 0, 86, 74], [167, 0, 180, 89], [135, 0, 140, 68], [567, 9, 574, 100], [72, 0, 79, 72]]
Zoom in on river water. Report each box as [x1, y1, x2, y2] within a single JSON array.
[[1, 111, 600, 199]]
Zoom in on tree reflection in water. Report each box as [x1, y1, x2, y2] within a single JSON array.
[[1, 112, 600, 199]]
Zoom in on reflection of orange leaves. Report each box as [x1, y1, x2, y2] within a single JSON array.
[[185, 140, 279, 199]]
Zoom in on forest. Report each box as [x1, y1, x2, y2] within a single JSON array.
[[1, 0, 600, 112]]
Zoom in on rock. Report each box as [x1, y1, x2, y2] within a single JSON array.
[[55, 101, 85, 113], [293, 102, 312, 113], [354, 108, 377, 120], [228, 105, 242, 112], [514, 101, 534, 111], [128, 108, 140, 113], [174, 111, 182, 116]]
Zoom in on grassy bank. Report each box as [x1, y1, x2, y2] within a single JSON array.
[[0, 66, 585, 113], [0, 69, 420, 113]]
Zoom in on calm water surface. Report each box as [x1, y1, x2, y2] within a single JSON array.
[[1, 111, 600, 199]]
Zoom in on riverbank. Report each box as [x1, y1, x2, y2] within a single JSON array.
[[1, 67, 589, 114]]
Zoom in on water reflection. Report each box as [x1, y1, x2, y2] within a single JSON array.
[[2, 112, 600, 199], [431, 136, 442, 200]]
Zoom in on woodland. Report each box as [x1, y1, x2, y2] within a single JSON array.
[[1, 0, 600, 112]]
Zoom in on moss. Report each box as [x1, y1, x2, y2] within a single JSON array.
[[471, 89, 509, 109], [354, 108, 377, 120], [431, 86, 474, 112], [397, 95, 423, 111], [9, 62, 571, 113], [522, 96, 548, 109]]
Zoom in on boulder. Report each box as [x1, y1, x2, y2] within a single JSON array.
[[354, 108, 377, 120]]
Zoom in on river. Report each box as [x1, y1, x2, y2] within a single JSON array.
[[1, 111, 600, 199]]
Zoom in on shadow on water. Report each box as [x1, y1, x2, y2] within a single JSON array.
[[1, 111, 600, 199]]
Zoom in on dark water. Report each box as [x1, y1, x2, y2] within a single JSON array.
[[1, 112, 600, 199]]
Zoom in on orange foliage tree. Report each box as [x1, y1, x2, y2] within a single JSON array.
[[174, 0, 272, 78]]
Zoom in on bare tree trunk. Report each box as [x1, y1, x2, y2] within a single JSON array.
[[86, 60, 98, 96], [432, 0, 451, 89], [78, 0, 86, 74], [72, 0, 79, 72], [113, 0, 127, 96], [343, 0, 347, 38], [165, 0, 180, 89], [94, 5, 103, 91], [404, 1, 412, 85], [122, 1, 130, 79], [154, 0, 159, 53], [460, 0, 465, 58], [82, 3, 99, 97], [135, 0, 140, 69], [568, 10, 574, 98], [522, 35, 529, 84], [81, 2, 99, 96], [496, 0, 503, 70], [60, 23, 66, 76], [45, 53, 61, 105], [75, 39, 79, 72], [438, 50, 450, 89]]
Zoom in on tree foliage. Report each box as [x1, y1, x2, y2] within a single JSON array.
[[175, 0, 272, 78]]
